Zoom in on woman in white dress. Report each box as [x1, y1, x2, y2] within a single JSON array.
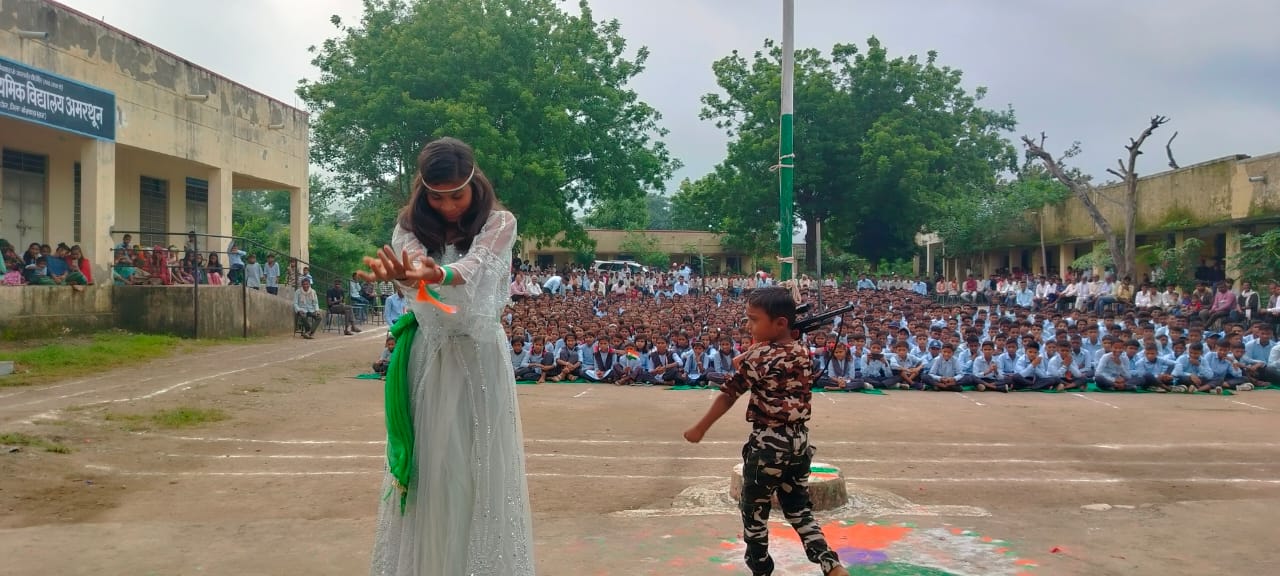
[[360, 137, 535, 575]]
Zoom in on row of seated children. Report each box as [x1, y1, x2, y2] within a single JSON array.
[[509, 333, 740, 386], [813, 334, 1273, 394], [504, 312, 1280, 395]]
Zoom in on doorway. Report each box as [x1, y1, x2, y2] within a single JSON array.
[[1, 149, 48, 249]]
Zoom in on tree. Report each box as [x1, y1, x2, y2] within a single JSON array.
[[582, 192, 673, 230], [932, 163, 1070, 258], [298, 0, 679, 251], [618, 229, 669, 268], [688, 37, 1016, 265], [671, 169, 778, 256], [1139, 237, 1204, 291], [1231, 229, 1280, 288], [1022, 115, 1171, 280]]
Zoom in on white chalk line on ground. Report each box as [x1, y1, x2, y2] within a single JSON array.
[[82, 464, 1280, 484], [139, 433, 1280, 450], [77, 331, 387, 408], [136, 433, 383, 445], [958, 393, 985, 407], [1072, 392, 1121, 410], [0, 340, 279, 401], [1231, 400, 1271, 411], [572, 389, 590, 398], [156, 452, 1280, 467], [2, 330, 388, 423]]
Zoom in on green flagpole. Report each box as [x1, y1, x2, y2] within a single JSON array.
[[778, 0, 795, 283]]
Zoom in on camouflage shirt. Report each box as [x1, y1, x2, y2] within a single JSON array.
[[720, 341, 814, 429]]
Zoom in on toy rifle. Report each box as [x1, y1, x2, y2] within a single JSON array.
[[791, 301, 856, 338]]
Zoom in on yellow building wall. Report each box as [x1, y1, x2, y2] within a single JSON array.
[[0, 0, 308, 190], [1028, 153, 1280, 244], [525, 229, 804, 274]]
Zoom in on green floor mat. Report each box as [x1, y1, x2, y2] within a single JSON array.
[[817, 388, 888, 395], [353, 373, 382, 380], [1085, 382, 1152, 393], [668, 384, 713, 391]]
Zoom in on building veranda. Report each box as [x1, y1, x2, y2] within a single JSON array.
[[0, 0, 309, 336]]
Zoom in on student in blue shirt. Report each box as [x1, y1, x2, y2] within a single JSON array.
[[861, 342, 896, 390], [991, 340, 1022, 393], [1133, 345, 1176, 393], [1080, 325, 1104, 361], [678, 341, 710, 386], [705, 338, 737, 385], [1242, 324, 1278, 385], [1173, 343, 1216, 394], [584, 337, 618, 383], [890, 341, 925, 390], [1094, 338, 1134, 391], [1047, 345, 1086, 392], [1014, 341, 1057, 391], [820, 345, 858, 391], [552, 334, 584, 382], [925, 344, 965, 391], [1206, 342, 1247, 391], [510, 336, 532, 380], [962, 341, 1004, 392]]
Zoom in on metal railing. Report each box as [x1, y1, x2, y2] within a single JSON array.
[[108, 230, 353, 338]]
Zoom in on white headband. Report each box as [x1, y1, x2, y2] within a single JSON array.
[[421, 165, 476, 193]]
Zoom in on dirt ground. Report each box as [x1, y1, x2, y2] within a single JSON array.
[[2, 329, 1279, 576]]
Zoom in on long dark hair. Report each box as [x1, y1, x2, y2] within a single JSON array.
[[398, 137, 499, 256]]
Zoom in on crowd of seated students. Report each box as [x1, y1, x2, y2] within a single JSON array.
[[2, 239, 93, 287], [500, 266, 1280, 395]]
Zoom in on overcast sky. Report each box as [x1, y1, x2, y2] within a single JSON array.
[[62, 0, 1280, 192]]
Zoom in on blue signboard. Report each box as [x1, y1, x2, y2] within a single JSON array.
[[0, 56, 116, 141]]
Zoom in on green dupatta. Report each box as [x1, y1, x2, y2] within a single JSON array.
[[384, 310, 419, 514]]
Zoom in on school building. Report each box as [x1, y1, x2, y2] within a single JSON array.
[[921, 151, 1280, 282], [522, 228, 805, 274], [1, 0, 310, 279], [0, 0, 307, 337]]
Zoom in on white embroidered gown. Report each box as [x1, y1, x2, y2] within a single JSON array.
[[370, 210, 535, 576]]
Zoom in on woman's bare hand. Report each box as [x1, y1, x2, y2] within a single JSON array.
[[356, 246, 441, 284]]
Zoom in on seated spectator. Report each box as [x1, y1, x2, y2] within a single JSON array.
[[373, 336, 395, 377], [326, 279, 361, 336], [67, 244, 93, 285], [206, 252, 226, 285], [294, 278, 321, 339], [384, 287, 406, 325]]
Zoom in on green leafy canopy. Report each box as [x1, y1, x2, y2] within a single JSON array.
[[298, 0, 679, 250], [678, 37, 1017, 266]]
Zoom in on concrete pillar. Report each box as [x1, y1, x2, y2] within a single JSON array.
[[207, 167, 234, 254], [290, 183, 310, 262], [79, 139, 116, 282], [925, 243, 933, 278], [1224, 227, 1242, 280], [1008, 249, 1019, 275], [1059, 244, 1074, 278]]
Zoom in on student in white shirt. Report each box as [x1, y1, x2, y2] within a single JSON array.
[[263, 254, 281, 295]]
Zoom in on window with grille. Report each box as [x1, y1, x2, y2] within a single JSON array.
[[2, 149, 47, 174], [139, 176, 168, 247], [185, 177, 209, 236], [73, 163, 82, 243]]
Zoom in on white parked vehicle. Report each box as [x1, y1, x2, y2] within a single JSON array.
[[591, 260, 648, 275]]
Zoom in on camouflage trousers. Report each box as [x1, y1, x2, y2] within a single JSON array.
[[739, 425, 841, 575]]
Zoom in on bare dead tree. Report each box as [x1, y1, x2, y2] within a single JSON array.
[[1166, 131, 1180, 169], [1021, 115, 1170, 281]]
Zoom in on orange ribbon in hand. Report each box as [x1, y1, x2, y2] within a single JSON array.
[[416, 280, 457, 314]]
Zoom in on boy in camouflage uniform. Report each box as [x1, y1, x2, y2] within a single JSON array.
[[684, 287, 847, 576]]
